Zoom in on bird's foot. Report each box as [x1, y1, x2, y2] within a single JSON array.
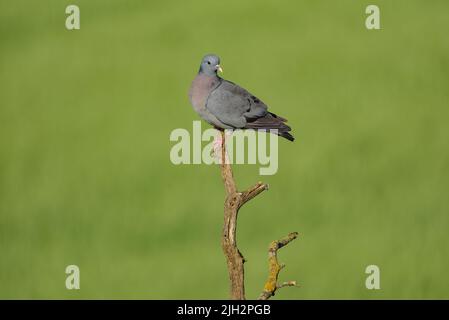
[[212, 133, 223, 159]]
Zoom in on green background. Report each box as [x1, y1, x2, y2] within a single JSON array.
[[1, 0, 448, 299]]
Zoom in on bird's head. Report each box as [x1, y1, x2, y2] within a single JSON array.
[[199, 54, 223, 76]]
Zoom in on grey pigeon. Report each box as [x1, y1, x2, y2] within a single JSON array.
[[189, 54, 294, 141]]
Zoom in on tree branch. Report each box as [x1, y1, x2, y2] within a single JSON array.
[[218, 130, 298, 300], [220, 131, 268, 299], [258, 232, 299, 300], [240, 182, 269, 208]]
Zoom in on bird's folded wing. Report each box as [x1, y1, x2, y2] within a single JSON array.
[[206, 80, 268, 128]]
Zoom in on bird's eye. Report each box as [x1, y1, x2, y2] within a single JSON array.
[[207, 61, 211, 65]]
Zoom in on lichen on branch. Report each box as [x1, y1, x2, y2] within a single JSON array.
[[218, 130, 298, 300]]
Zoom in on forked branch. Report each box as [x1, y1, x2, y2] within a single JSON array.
[[219, 131, 298, 300], [258, 232, 299, 300]]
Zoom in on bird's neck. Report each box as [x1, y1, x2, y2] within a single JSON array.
[[198, 68, 218, 78]]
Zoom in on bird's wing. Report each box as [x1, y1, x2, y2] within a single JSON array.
[[205, 80, 268, 128]]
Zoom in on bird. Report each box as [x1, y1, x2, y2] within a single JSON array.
[[188, 54, 294, 142]]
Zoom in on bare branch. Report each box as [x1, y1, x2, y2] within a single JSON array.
[[277, 281, 298, 289], [258, 232, 299, 300], [220, 131, 246, 299], [220, 131, 236, 195], [218, 130, 299, 300]]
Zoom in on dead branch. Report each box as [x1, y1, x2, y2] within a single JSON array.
[[220, 131, 268, 299], [219, 130, 298, 300], [258, 232, 299, 300]]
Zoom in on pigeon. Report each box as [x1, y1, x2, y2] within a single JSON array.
[[189, 54, 294, 141]]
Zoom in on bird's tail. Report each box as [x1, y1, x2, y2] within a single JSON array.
[[277, 131, 295, 142], [245, 112, 295, 142]]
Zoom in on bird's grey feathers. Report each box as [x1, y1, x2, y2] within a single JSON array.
[[189, 54, 294, 141], [206, 80, 268, 128]]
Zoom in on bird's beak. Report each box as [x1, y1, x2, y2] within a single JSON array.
[[216, 64, 223, 74]]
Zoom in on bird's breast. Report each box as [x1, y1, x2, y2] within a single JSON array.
[[189, 74, 220, 112]]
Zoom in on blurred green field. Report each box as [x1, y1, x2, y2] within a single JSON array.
[[1, 0, 448, 299]]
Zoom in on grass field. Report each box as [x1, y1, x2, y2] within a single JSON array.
[[1, 0, 448, 299]]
